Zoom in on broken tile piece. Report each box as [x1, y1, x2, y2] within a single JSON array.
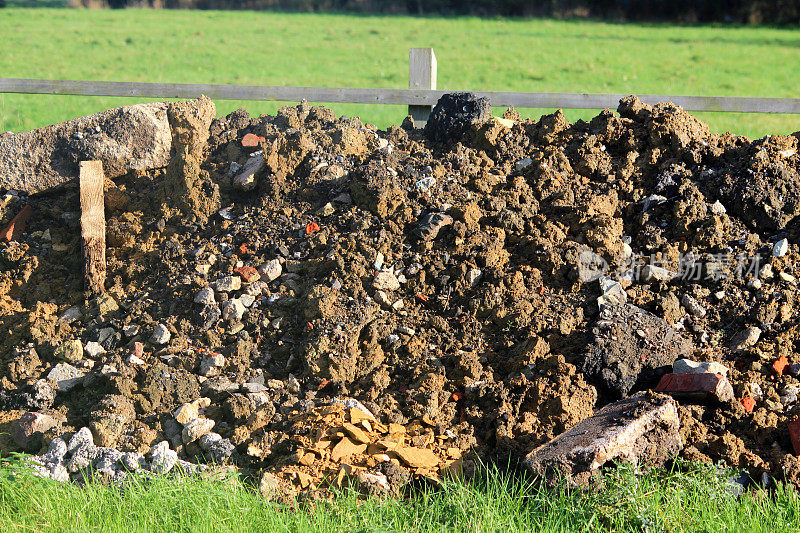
[[524, 392, 682, 486]]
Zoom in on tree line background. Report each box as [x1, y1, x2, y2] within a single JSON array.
[[6, 0, 800, 24]]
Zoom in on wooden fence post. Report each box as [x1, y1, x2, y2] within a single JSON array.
[[408, 48, 437, 127], [80, 160, 106, 296]]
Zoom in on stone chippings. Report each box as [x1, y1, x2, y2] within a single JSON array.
[[0, 93, 799, 498]]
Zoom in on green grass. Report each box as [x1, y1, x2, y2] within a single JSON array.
[[2, 9, 800, 138], [1, 460, 800, 532]]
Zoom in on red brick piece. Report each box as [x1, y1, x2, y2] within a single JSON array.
[[790, 417, 800, 455], [234, 266, 260, 283], [655, 372, 734, 402], [741, 396, 755, 413], [0, 205, 33, 242], [241, 133, 265, 149], [305, 222, 320, 235], [773, 356, 789, 376]]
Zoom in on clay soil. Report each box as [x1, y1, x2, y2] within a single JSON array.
[[0, 95, 799, 497]]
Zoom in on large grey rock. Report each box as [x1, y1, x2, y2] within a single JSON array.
[[582, 304, 693, 399], [525, 392, 682, 486], [0, 102, 172, 194], [46, 363, 86, 392]]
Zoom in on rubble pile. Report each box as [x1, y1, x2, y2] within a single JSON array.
[[0, 92, 798, 497]]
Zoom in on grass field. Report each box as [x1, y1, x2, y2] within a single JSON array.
[[2, 8, 800, 137], [1, 460, 799, 532]]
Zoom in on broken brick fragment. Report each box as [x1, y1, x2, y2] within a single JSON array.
[[234, 266, 260, 283], [741, 396, 755, 413], [0, 204, 33, 242], [305, 222, 320, 235], [241, 133, 265, 149], [773, 356, 789, 376], [655, 372, 734, 402], [790, 417, 800, 455]]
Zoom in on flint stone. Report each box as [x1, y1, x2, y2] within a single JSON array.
[[0, 102, 172, 194], [199, 432, 235, 463], [232, 153, 265, 191], [730, 326, 761, 352], [150, 441, 178, 474], [524, 392, 682, 486], [258, 259, 282, 282], [182, 417, 215, 443], [415, 212, 453, 241], [673, 358, 729, 376], [14, 412, 59, 450], [424, 92, 491, 142], [47, 363, 86, 392], [67, 427, 95, 453], [582, 304, 693, 399], [194, 287, 216, 305]]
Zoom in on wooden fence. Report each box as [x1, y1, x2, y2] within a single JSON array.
[[3, 48, 800, 126]]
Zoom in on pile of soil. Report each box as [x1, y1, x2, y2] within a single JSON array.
[[0, 94, 798, 497]]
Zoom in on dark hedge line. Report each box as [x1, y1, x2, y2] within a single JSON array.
[[33, 0, 800, 24]]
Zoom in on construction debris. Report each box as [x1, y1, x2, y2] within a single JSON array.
[[524, 392, 682, 486]]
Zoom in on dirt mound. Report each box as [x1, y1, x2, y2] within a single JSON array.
[[0, 93, 799, 494]]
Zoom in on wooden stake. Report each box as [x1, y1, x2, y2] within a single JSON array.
[[408, 48, 437, 128], [79, 161, 106, 295]]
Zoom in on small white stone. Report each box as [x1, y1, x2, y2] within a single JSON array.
[[773, 238, 789, 257], [84, 341, 106, 357], [673, 358, 729, 376], [150, 324, 171, 345], [221, 298, 246, 321], [641, 265, 674, 283], [232, 153, 265, 192], [182, 418, 215, 443], [514, 157, 532, 172], [126, 354, 145, 365], [466, 268, 483, 288], [710, 200, 726, 215], [99, 364, 118, 375], [373, 271, 400, 291], [200, 353, 226, 377], [47, 363, 85, 392], [58, 306, 82, 324], [257, 259, 282, 282], [194, 287, 216, 305], [681, 294, 706, 317]]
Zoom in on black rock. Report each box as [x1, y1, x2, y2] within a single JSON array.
[[415, 212, 453, 241], [424, 92, 491, 143], [582, 304, 693, 399]]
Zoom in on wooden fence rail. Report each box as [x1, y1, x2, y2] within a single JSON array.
[[3, 47, 800, 126]]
